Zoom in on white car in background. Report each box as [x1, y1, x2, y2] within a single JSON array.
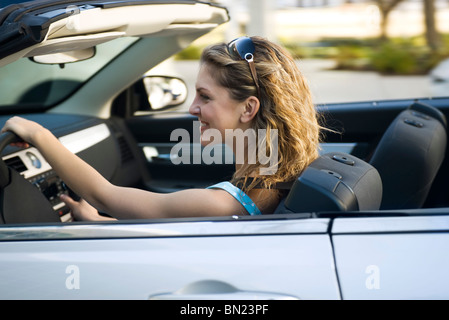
[[431, 58, 449, 97]]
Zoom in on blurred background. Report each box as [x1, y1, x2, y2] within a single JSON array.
[[154, 0, 449, 107]]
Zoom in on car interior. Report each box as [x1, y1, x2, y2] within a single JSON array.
[[277, 101, 447, 216], [1, 96, 448, 224]]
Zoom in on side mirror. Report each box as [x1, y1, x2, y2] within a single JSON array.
[[143, 76, 188, 110]]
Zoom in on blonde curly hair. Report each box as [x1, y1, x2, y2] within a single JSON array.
[[201, 36, 324, 194]]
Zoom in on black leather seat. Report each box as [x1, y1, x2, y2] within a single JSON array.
[[275, 152, 382, 214], [369, 102, 447, 210]]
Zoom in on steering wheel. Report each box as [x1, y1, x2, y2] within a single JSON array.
[[0, 132, 60, 224]]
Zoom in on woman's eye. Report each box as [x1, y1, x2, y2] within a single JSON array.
[[200, 94, 210, 101]]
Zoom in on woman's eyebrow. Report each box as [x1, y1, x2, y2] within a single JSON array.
[[196, 86, 211, 94]]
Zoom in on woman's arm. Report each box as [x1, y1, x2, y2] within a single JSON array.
[[1, 117, 252, 219], [60, 195, 116, 221], [2, 117, 119, 214]]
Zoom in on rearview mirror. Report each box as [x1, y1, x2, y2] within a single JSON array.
[[30, 47, 96, 65], [143, 76, 188, 110]]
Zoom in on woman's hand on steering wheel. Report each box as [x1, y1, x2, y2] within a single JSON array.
[[1, 116, 45, 148]]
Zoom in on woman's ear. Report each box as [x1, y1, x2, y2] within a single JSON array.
[[240, 96, 260, 123]]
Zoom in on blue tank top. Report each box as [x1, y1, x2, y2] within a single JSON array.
[[207, 182, 262, 216]]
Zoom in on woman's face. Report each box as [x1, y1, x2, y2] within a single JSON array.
[[189, 64, 248, 147]]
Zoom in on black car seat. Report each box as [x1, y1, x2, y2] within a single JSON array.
[[369, 102, 447, 210], [274, 152, 382, 214]]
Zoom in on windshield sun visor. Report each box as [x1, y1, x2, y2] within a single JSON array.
[[0, 0, 229, 67]]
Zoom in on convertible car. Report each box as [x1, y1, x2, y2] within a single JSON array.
[[0, 0, 448, 300]]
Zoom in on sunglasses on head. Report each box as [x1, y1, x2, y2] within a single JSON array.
[[227, 36, 261, 97]]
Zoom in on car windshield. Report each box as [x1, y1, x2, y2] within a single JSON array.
[[0, 37, 138, 111]]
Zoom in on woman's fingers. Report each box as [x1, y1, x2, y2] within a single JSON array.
[[1, 116, 44, 145], [60, 194, 107, 221]]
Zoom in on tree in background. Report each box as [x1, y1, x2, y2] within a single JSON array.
[[374, 0, 404, 40], [423, 0, 441, 51], [374, 0, 441, 51]]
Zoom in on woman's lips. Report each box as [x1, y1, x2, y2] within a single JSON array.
[[200, 121, 209, 133]]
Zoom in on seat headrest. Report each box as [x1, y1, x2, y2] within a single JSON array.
[[409, 102, 447, 129], [283, 152, 382, 213], [370, 102, 447, 209]]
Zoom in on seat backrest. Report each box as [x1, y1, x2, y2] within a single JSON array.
[[369, 102, 447, 210], [274, 152, 382, 214]]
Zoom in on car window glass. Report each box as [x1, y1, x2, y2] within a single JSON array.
[[0, 37, 138, 111]]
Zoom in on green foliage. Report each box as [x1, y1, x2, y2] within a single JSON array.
[[281, 35, 449, 75], [334, 45, 371, 70], [178, 36, 449, 74], [369, 41, 421, 74]]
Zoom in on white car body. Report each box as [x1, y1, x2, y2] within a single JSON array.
[[0, 0, 448, 301]]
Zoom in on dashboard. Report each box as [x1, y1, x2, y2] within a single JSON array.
[[0, 114, 144, 222]]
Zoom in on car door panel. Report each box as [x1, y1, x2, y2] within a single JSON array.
[[0, 217, 341, 300], [331, 215, 449, 299]]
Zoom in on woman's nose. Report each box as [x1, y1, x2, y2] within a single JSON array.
[[189, 100, 200, 116]]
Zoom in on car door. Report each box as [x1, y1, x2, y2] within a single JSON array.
[[0, 215, 340, 300], [331, 214, 449, 299]]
